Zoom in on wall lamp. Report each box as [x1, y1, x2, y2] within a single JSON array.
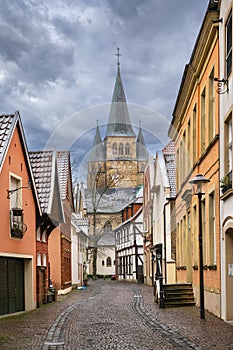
[[7, 181, 31, 199], [214, 77, 228, 94]]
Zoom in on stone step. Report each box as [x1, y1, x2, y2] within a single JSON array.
[[163, 283, 195, 307]]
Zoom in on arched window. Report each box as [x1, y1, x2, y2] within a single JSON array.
[[125, 143, 130, 155], [106, 257, 112, 267], [119, 143, 123, 155], [112, 143, 117, 155]]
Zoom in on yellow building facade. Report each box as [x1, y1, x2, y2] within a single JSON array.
[[169, 3, 221, 317]]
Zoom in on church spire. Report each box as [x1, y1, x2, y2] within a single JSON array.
[[89, 121, 105, 161], [105, 48, 135, 138], [137, 121, 149, 161]]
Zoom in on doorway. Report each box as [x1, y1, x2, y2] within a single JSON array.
[[225, 228, 233, 320], [0, 257, 25, 316]]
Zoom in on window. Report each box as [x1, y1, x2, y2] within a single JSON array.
[[226, 116, 232, 174], [193, 104, 197, 163], [187, 119, 191, 171], [37, 253, 42, 266], [125, 143, 130, 155], [106, 257, 112, 267], [201, 88, 206, 153], [209, 192, 216, 265], [42, 229, 47, 242], [208, 68, 215, 142], [37, 227, 41, 241], [176, 148, 180, 190], [42, 254, 47, 267], [102, 260, 105, 266], [119, 143, 123, 155], [193, 205, 198, 266], [10, 175, 22, 209], [10, 208, 23, 238], [112, 143, 117, 155], [226, 12, 232, 77], [201, 199, 207, 264], [223, 115, 233, 191]]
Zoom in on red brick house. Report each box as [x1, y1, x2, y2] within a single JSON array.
[[29, 151, 64, 305]]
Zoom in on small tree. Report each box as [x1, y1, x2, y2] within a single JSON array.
[[88, 165, 122, 278]]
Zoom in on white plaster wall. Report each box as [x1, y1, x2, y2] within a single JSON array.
[[219, 0, 233, 321]]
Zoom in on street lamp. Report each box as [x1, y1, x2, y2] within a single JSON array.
[[189, 174, 210, 319]]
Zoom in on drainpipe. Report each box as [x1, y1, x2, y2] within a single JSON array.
[[163, 198, 174, 284], [151, 205, 154, 286], [163, 202, 168, 284]]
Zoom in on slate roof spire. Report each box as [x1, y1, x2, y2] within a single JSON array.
[[89, 121, 105, 161], [136, 121, 149, 160], [105, 48, 135, 138]]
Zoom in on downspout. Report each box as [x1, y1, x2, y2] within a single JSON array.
[[151, 205, 154, 286], [163, 197, 175, 284], [163, 201, 169, 284]]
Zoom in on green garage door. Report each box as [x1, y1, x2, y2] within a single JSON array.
[[0, 257, 25, 316]]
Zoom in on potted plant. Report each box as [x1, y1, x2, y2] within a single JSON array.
[[220, 175, 232, 194]]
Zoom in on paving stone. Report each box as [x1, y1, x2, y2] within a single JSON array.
[[0, 281, 232, 349]]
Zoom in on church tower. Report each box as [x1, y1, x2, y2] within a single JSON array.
[[87, 49, 148, 190]]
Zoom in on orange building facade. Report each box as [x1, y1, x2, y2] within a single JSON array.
[[0, 113, 40, 316]]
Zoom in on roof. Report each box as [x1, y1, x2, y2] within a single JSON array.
[[97, 232, 115, 246], [29, 151, 56, 214], [0, 112, 41, 213], [85, 187, 136, 213], [30, 150, 65, 224], [57, 151, 70, 200], [72, 212, 89, 237], [105, 66, 136, 138], [162, 141, 176, 198], [0, 114, 16, 169], [114, 206, 143, 232], [89, 124, 105, 161], [136, 124, 149, 161]]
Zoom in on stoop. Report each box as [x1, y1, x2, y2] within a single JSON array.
[[163, 283, 195, 307]]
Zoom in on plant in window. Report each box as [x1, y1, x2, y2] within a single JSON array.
[[220, 175, 232, 193]]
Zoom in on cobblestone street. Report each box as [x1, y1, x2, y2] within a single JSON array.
[[0, 280, 233, 350]]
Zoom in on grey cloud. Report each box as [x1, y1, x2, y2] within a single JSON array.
[[0, 0, 209, 155]]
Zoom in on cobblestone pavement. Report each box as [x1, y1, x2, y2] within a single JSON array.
[[0, 280, 233, 349]]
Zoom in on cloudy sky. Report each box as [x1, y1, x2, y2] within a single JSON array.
[[0, 0, 209, 168]]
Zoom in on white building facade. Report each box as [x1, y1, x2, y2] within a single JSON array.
[[115, 198, 144, 283], [71, 213, 89, 287], [219, 0, 233, 322]]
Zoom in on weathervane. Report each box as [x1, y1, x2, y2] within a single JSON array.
[[116, 47, 122, 66]]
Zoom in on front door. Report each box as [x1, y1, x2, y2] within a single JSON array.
[[0, 257, 25, 316]]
